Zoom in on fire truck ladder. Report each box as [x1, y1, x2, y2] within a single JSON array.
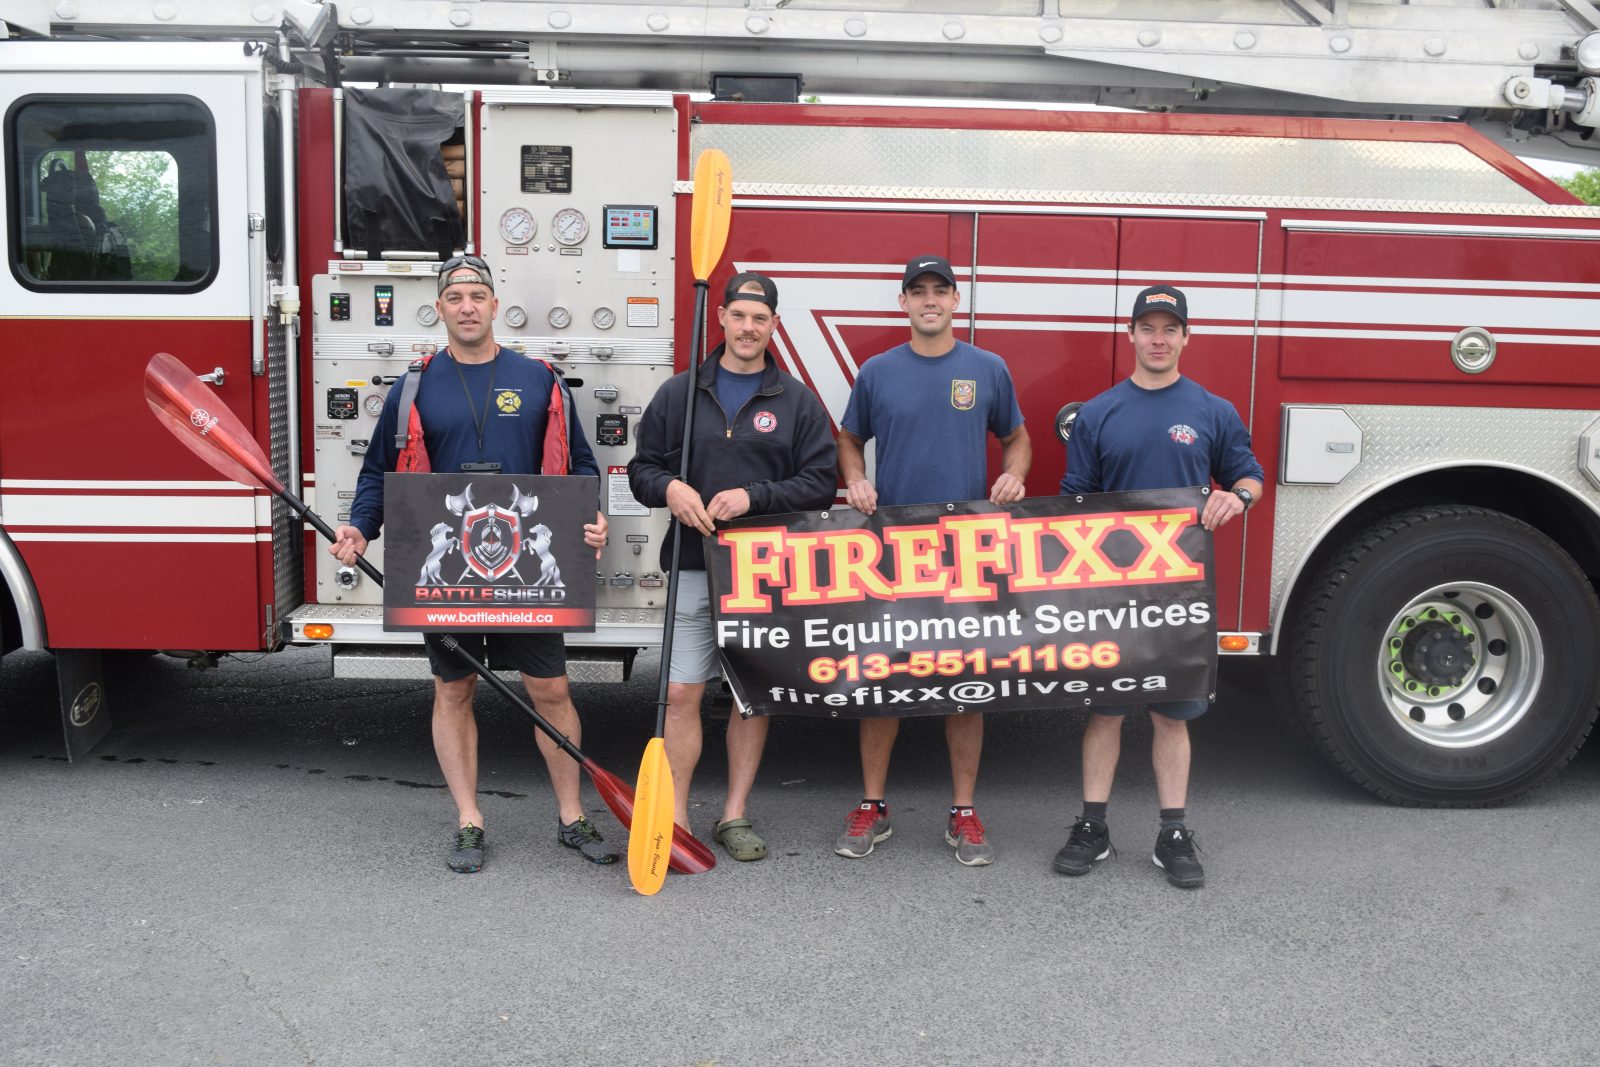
[[9, 1, 1600, 164]]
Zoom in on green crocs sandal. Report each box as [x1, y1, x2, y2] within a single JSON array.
[[712, 818, 769, 862]]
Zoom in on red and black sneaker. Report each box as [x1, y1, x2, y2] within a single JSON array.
[[834, 801, 892, 858], [945, 807, 995, 866]]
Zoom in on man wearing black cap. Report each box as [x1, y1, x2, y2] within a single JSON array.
[[834, 254, 1032, 867], [330, 254, 614, 874], [1053, 283, 1263, 889], [629, 272, 838, 862]]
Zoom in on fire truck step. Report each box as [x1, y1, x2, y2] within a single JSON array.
[[330, 644, 630, 684]]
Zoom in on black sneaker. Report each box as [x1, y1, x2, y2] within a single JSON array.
[[558, 816, 619, 865], [1052, 818, 1112, 876], [1152, 827, 1205, 888], [448, 824, 485, 874]]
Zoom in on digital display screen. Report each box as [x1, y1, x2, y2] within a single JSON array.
[[602, 205, 658, 249]]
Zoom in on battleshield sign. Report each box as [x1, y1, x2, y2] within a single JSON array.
[[382, 473, 598, 632], [705, 487, 1217, 719]]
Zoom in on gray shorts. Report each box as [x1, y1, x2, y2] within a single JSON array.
[[1095, 698, 1209, 722], [668, 570, 720, 684]]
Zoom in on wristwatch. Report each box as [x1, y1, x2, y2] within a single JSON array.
[[1232, 486, 1254, 510]]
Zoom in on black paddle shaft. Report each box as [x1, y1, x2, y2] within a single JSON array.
[[282, 490, 586, 765], [652, 277, 712, 734]]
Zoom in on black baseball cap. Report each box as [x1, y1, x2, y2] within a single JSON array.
[[723, 271, 778, 311], [902, 254, 959, 290], [1130, 284, 1188, 326]]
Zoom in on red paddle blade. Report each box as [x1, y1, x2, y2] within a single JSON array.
[[583, 757, 716, 874], [144, 353, 283, 495]]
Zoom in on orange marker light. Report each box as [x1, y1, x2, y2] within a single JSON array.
[[303, 624, 335, 640], [1218, 634, 1251, 652]]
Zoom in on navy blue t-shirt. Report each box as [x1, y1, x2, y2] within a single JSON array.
[[842, 341, 1024, 507], [350, 347, 598, 540], [714, 363, 764, 425], [1060, 376, 1262, 495]]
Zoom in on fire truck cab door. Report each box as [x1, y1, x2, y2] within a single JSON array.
[[1117, 216, 1264, 631], [0, 44, 275, 652]]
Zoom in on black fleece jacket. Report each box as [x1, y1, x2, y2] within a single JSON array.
[[628, 346, 838, 572]]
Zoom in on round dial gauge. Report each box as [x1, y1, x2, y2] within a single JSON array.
[[552, 208, 589, 246], [592, 307, 616, 330], [363, 393, 386, 418], [548, 305, 572, 329], [499, 206, 537, 245], [504, 304, 528, 329], [416, 304, 439, 327]]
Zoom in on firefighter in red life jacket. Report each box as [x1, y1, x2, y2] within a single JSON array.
[[329, 255, 612, 874]]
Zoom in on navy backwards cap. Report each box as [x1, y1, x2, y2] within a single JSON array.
[[437, 254, 495, 296], [1130, 284, 1188, 326], [724, 271, 778, 311], [901, 254, 959, 290]]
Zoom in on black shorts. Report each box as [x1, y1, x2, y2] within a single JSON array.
[[424, 632, 567, 682]]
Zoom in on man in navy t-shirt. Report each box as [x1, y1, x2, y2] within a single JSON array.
[[835, 254, 1032, 867], [1055, 284, 1264, 889], [330, 256, 613, 874]]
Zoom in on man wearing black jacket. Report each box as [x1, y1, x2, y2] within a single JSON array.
[[628, 273, 838, 861]]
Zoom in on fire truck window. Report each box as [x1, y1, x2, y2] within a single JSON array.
[[7, 97, 216, 292]]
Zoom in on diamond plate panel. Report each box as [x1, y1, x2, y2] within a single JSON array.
[[332, 644, 626, 682], [693, 126, 1562, 211], [267, 259, 303, 637], [1270, 404, 1600, 642]]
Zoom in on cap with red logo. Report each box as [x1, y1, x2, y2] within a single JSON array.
[[1130, 284, 1188, 326]]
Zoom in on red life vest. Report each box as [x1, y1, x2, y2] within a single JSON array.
[[394, 348, 572, 475]]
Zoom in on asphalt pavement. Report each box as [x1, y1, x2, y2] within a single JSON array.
[[2, 646, 1597, 1066]]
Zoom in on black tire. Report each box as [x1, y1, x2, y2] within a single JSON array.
[[1287, 504, 1600, 806]]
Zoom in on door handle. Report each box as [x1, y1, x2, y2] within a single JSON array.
[[198, 367, 226, 387]]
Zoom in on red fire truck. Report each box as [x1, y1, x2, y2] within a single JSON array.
[[6, 4, 1600, 807]]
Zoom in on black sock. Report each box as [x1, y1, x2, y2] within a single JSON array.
[[1082, 801, 1108, 825], [1159, 807, 1186, 831], [861, 798, 886, 812]]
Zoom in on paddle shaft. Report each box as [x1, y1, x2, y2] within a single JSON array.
[[650, 276, 712, 735], [283, 489, 587, 766]]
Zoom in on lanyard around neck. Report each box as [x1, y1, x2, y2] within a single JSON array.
[[448, 348, 498, 455]]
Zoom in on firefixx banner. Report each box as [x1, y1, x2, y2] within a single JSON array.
[[705, 488, 1216, 719], [382, 473, 598, 632]]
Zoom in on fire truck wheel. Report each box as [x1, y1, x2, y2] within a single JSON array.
[[1288, 504, 1600, 806]]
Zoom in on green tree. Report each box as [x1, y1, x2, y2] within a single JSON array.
[[1556, 167, 1600, 205], [83, 150, 180, 280]]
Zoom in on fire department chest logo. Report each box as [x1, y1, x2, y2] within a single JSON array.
[[496, 389, 522, 414], [951, 380, 976, 411], [753, 410, 778, 433], [1169, 423, 1198, 445]]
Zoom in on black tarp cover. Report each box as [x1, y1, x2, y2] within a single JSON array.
[[343, 88, 464, 258]]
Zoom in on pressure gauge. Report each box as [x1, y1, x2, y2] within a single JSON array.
[[416, 304, 439, 327], [363, 393, 386, 418], [552, 207, 589, 246], [504, 304, 528, 329], [592, 307, 616, 330], [499, 207, 537, 245], [548, 305, 572, 329]]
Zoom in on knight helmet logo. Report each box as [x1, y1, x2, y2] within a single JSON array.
[[440, 483, 546, 584]]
